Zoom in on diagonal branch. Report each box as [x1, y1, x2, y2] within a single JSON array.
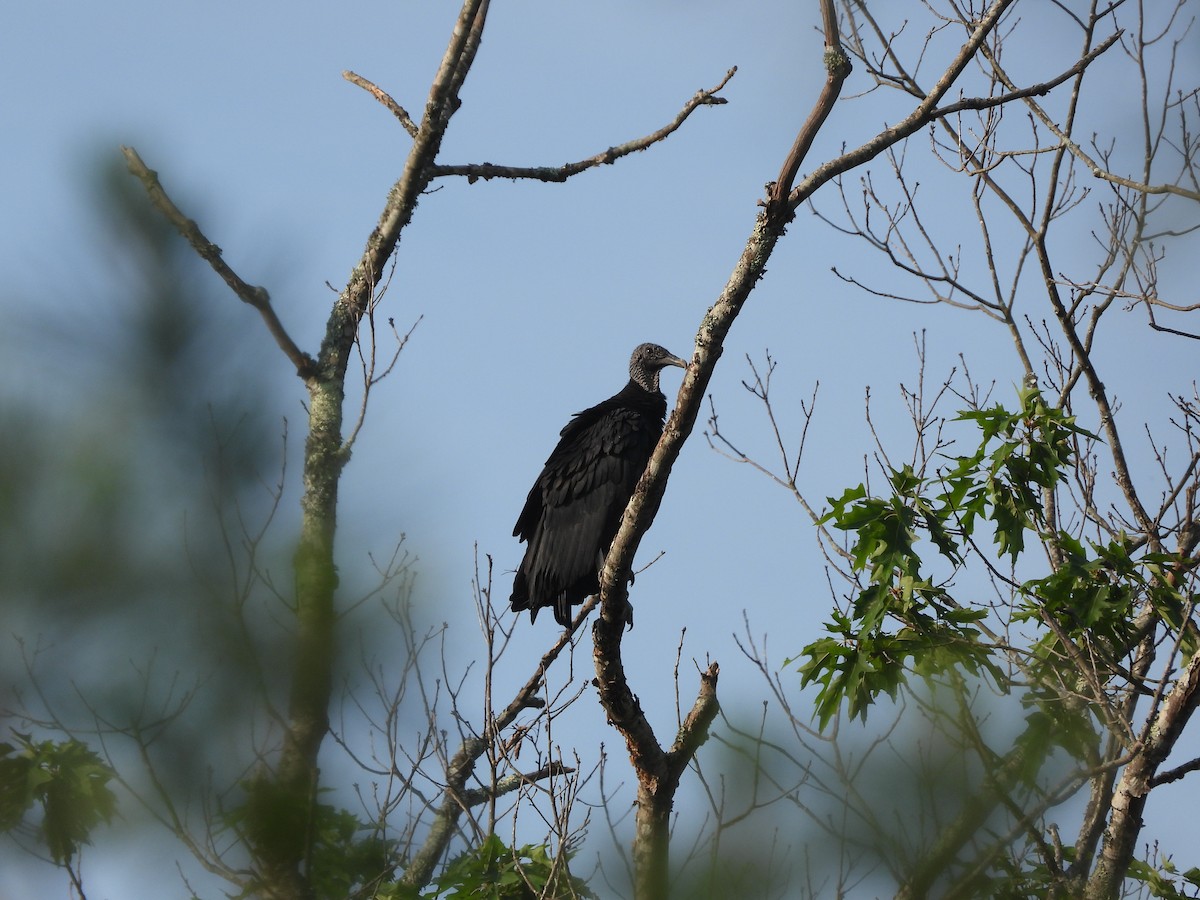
[[343, 70, 420, 138], [664, 662, 720, 783], [429, 68, 737, 184], [587, 4, 846, 898], [982, 38, 1200, 206], [329, 0, 491, 385], [399, 599, 594, 890], [457, 762, 576, 807], [119, 145, 316, 379], [590, 7, 1050, 892], [768, 0, 851, 216], [1088, 169, 1200, 203], [932, 30, 1122, 121], [789, 0, 1022, 210]]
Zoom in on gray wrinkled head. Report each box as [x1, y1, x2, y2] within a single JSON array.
[[629, 343, 689, 393]]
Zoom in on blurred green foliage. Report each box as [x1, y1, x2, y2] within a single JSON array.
[[0, 734, 116, 865], [220, 786, 397, 900], [1, 150, 283, 885], [1, 149, 580, 900], [421, 834, 594, 900]]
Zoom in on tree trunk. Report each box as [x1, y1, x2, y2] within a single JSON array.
[[633, 783, 672, 900], [1085, 652, 1200, 899], [257, 377, 345, 899]]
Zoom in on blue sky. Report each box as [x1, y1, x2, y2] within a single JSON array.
[[5, 1, 1199, 896]]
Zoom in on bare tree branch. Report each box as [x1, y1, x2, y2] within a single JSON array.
[[768, 0, 852, 215], [586, 3, 1032, 898], [343, 69, 420, 138], [119, 146, 315, 379], [429, 68, 737, 184]]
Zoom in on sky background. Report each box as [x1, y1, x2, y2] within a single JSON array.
[[3, 1, 1198, 897]]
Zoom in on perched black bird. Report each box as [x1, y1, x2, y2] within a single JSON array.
[[510, 343, 689, 627]]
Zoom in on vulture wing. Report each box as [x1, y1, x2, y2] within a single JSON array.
[[511, 383, 666, 626]]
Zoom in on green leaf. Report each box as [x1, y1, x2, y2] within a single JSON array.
[[429, 834, 596, 899], [798, 388, 1107, 728], [0, 735, 117, 865]]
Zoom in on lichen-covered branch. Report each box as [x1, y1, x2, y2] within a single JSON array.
[[768, 0, 850, 217], [1086, 652, 1200, 899]]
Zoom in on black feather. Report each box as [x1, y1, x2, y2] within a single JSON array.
[[511, 343, 688, 627]]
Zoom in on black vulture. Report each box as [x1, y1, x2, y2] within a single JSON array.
[[510, 342, 690, 627]]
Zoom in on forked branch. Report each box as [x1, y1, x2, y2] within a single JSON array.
[[591, 3, 1086, 894]]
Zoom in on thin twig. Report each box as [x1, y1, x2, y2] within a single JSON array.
[[344, 70, 420, 138]]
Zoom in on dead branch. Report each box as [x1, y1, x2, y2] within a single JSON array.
[[429, 68, 737, 184], [397, 594, 597, 890], [343, 70, 420, 138], [119, 146, 315, 379]]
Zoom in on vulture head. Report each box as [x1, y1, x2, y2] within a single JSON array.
[[629, 343, 689, 393]]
